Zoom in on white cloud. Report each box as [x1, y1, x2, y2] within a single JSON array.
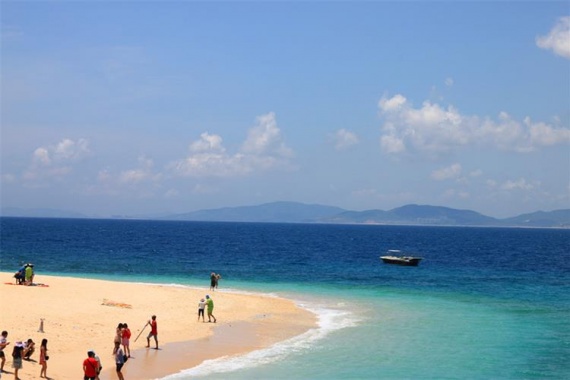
[[118, 156, 160, 184], [169, 112, 294, 178], [378, 94, 570, 156], [33, 147, 51, 166], [445, 77, 454, 87], [536, 16, 570, 59], [379, 94, 406, 111], [500, 178, 536, 191], [190, 133, 225, 153], [242, 112, 293, 157], [331, 129, 359, 150], [54, 138, 90, 160], [22, 138, 91, 183], [431, 163, 462, 181]]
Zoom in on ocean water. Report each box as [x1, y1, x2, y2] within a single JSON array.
[[1, 217, 569, 379]]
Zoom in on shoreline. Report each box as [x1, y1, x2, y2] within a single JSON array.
[[0, 272, 317, 380]]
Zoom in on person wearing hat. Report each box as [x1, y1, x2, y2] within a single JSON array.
[[205, 295, 216, 323], [198, 298, 206, 322], [11, 342, 25, 379]]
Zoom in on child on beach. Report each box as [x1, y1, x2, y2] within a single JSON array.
[[39, 339, 48, 378], [198, 298, 206, 322]]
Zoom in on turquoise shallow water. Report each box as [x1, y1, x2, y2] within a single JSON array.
[[1, 218, 569, 379]]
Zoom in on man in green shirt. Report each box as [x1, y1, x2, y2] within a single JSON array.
[[205, 295, 217, 323]]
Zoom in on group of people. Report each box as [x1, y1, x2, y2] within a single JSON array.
[[82, 349, 102, 380], [106, 322, 132, 380], [13, 263, 34, 286], [198, 295, 217, 323], [4, 271, 221, 380], [84, 316, 158, 380], [0, 331, 48, 379]]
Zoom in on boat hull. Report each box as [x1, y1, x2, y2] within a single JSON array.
[[380, 256, 422, 266]]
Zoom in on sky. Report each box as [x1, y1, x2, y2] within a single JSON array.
[[1, 1, 569, 219]]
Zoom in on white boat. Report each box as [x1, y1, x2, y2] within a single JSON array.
[[380, 250, 422, 266]]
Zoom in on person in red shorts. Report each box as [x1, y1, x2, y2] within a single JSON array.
[[83, 350, 99, 380]]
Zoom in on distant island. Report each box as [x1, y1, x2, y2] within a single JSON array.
[[2, 202, 569, 228]]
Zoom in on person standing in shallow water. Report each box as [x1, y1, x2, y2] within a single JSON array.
[[146, 315, 158, 349], [210, 272, 217, 291]]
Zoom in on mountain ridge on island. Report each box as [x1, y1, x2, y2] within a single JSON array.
[[2, 202, 569, 228]]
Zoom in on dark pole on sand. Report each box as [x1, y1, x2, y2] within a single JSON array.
[[134, 322, 148, 342]]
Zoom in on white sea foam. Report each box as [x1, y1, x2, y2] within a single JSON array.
[[158, 297, 361, 380]]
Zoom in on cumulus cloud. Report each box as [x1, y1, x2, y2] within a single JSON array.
[[242, 112, 293, 157], [431, 163, 462, 181], [378, 94, 570, 156], [169, 112, 294, 178], [23, 138, 91, 182], [331, 129, 359, 150], [536, 16, 570, 59]]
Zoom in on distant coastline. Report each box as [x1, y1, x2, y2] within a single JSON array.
[[2, 202, 569, 228]]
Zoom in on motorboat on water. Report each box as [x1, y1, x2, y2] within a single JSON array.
[[380, 250, 422, 266]]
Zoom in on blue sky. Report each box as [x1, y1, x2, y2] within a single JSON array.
[[1, 1, 569, 218]]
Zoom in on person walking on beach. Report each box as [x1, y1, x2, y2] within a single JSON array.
[[146, 315, 158, 349], [39, 339, 48, 378], [83, 350, 99, 380], [0, 331, 9, 373], [121, 323, 131, 358], [11, 342, 24, 380], [198, 298, 206, 322], [114, 343, 126, 380], [205, 295, 216, 323]]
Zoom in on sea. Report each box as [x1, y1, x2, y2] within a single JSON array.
[[1, 217, 569, 379]]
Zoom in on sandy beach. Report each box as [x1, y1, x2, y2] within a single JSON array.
[[0, 272, 316, 380]]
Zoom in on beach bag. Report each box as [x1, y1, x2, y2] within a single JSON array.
[[45, 355, 49, 361]]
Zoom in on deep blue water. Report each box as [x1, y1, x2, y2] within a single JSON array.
[[1, 217, 569, 379]]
